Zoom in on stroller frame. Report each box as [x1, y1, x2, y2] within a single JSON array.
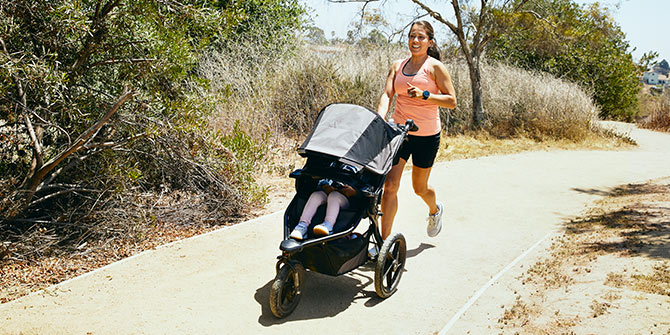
[[269, 103, 417, 318]]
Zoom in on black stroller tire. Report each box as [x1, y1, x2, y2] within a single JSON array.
[[374, 232, 406, 298], [270, 260, 305, 318]]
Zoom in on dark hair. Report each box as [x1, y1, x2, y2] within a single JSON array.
[[409, 20, 441, 60]]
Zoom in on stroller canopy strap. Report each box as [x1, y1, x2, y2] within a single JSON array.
[[298, 103, 404, 175]]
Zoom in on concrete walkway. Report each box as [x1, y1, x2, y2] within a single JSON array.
[[2, 122, 669, 335]]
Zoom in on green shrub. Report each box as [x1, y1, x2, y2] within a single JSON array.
[[487, 0, 640, 120]]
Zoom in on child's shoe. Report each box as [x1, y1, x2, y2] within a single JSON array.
[[313, 221, 334, 236], [290, 221, 309, 240]]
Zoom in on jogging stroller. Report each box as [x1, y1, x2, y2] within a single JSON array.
[[270, 103, 418, 318]]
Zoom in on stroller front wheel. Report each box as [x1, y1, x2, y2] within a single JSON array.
[[270, 260, 305, 318], [374, 232, 406, 298]]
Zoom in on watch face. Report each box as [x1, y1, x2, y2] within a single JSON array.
[[422, 90, 430, 99]]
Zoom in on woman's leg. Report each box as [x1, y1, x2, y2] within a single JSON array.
[[324, 191, 350, 224], [380, 159, 407, 239], [299, 191, 327, 224], [411, 166, 438, 215]]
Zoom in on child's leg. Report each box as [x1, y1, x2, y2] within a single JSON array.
[[324, 191, 350, 224], [299, 191, 327, 224]]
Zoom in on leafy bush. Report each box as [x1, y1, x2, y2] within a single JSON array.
[[0, 0, 302, 259], [488, 0, 640, 120]]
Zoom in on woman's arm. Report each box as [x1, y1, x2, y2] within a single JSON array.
[[429, 62, 457, 109], [377, 60, 401, 119], [406, 60, 457, 109]]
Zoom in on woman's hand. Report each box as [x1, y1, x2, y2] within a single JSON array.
[[407, 83, 423, 99]]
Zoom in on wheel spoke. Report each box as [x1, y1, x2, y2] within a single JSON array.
[[383, 258, 397, 278], [281, 270, 297, 306]]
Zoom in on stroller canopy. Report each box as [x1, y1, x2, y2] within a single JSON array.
[[298, 103, 404, 175]]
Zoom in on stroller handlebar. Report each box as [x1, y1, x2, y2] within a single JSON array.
[[391, 118, 418, 133], [404, 119, 419, 132]]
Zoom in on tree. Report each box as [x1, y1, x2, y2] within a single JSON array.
[[214, 0, 306, 62], [0, 0, 303, 226], [410, 0, 533, 127], [639, 51, 659, 72], [305, 26, 328, 44], [486, 0, 640, 120]]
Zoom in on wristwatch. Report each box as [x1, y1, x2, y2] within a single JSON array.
[[422, 90, 430, 100]]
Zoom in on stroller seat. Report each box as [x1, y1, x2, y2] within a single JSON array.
[[284, 193, 364, 240]]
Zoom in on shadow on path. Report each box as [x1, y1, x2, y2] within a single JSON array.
[[566, 181, 670, 261], [255, 242, 436, 325], [255, 268, 374, 326]]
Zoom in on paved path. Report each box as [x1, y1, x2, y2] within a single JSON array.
[[2, 123, 669, 335]]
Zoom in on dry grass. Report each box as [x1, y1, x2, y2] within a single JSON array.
[[446, 61, 598, 140], [638, 92, 670, 132], [631, 263, 670, 296], [199, 44, 401, 143], [438, 129, 632, 162], [200, 43, 605, 150]]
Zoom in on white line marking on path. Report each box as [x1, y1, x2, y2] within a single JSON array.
[[438, 232, 553, 334]]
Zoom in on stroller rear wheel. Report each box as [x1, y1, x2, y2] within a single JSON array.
[[374, 232, 406, 298], [270, 260, 305, 318]]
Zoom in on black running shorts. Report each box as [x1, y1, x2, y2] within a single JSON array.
[[393, 133, 441, 168]]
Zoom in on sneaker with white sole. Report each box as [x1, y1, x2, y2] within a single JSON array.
[[368, 245, 379, 259], [427, 202, 444, 237], [290, 221, 309, 240], [313, 221, 334, 236]]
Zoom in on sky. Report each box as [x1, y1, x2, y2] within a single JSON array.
[[300, 0, 669, 62]]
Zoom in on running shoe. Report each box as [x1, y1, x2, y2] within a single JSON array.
[[427, 202, 444, 237]]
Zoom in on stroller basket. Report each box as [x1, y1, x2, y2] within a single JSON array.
[[293, 231, 368, 276]]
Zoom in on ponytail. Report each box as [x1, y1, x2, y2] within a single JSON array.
[[428, 42, 441, 60]]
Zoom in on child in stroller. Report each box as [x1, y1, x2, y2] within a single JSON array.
[[289, 162, 360, 239], [269, 103, 417, 318]]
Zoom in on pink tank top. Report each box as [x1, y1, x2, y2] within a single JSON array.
[[393, 57, 441, 136]]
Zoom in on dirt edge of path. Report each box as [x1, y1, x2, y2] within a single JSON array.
[[496, 177, 670, 335]]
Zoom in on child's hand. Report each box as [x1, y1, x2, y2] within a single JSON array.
[[338, 184, 357, 198]]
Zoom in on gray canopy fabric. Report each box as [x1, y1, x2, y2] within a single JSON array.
[[298, 103, 404, 176]]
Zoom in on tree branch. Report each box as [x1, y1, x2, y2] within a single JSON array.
[[1, 37, 45, 179], [25, 89, 135, 192], [29, 187, 102, 207], [410, 0, 458, 33], [71, 0, 123, 79]]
